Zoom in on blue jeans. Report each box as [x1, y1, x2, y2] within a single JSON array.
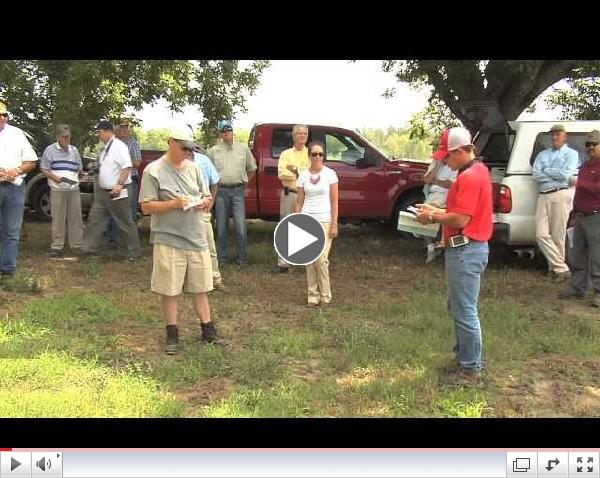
[[107, 182, 136, 243], [215, 187, 247, 264], [0, 182, 26, 275], [445, 240, 489, 372]]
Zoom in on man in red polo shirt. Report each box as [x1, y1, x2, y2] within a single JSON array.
[[559, 130, 600, 307], [415, 127, 492, 387]]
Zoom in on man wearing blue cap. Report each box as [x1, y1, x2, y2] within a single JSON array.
[[208, 120, 257, 267]]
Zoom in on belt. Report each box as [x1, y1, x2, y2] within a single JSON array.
[[220, 183, 245, 189], [540, 187, 569, 195]]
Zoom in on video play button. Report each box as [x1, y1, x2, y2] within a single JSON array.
[[274, 213, 326, 266], [11, 459, 21, 472]]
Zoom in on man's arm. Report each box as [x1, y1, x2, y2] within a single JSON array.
[[545, 150, 580, 182], [40, 148, 61, 184], [532, 151, 551, 184], [246, 146, 257, 184], [130, 141, 142, 169]]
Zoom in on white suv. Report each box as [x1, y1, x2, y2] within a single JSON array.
[[476, 120, 600, 249]]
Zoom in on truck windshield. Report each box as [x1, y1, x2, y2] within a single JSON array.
[[356, 132, 393, 160]]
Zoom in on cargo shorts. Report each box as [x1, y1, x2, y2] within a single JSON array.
[[151, 243, 213, 296]]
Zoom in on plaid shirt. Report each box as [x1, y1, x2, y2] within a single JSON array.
[[123, 137, 142, 176]]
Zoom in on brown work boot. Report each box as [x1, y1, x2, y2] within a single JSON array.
[[447, 368, 483, 388]]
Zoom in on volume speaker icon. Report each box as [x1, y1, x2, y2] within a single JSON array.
[[36, 457, 51, 471]]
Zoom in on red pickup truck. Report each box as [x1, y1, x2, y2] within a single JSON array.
[[139, 123, 429, 225]]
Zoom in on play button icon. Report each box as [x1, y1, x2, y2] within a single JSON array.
[[11, 458, 21, 472], [274, 213, 326, 265]]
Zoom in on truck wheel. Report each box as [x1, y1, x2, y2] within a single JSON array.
[[392, 191, 425, 238], [31, 183, 52, 222]]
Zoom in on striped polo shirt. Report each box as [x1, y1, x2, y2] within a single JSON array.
[[40, 143, 82, 191]]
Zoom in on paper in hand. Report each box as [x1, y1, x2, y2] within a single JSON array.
[[60, 177, 78, 186], [112, 188, 129, 201], [183, 200, 204, 212]]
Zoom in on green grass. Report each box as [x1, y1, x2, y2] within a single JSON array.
[[3, 221, 600, 417]]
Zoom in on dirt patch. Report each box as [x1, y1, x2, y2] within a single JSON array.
[[177, 377, 235, 415]]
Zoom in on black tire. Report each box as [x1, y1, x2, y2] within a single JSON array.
[[392, 190, 425, 238], [31, 182, 52, 222]]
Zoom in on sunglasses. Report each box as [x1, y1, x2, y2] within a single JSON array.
[[0, 113, 8, 118], [310, 152, 324, 158], [585, 142, 599, 148]]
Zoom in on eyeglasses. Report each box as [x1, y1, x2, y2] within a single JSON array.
[[0, 113, 8, 118], [585, 142, 599, 148], [310, 152, 324, 158]]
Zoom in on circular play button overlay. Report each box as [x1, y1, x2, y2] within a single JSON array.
[[274, 213, 327, 266]]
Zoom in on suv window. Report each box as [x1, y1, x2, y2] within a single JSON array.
[[529, 132, 588, 167], [478, 132, 515, 167], [324, 133, 365, 165]]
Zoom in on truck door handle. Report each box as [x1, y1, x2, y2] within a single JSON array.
[[265, 167, 278, 176]]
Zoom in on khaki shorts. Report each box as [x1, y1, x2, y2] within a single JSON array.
[[151, 243, 213, 296]]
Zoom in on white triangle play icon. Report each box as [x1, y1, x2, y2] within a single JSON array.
[[288, 221, 318, 256]]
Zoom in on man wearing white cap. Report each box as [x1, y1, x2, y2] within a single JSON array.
[[0, 101, 38, 278], [416, 127, 493, 387], [139, 127, 219, 354], [532, 124, 579, 283]]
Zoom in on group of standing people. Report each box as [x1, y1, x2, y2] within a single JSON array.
[[5, 94, 600, 387]]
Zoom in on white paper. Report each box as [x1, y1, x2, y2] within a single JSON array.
[[112, 188, 129, 201], [183, 200, 203, 212]]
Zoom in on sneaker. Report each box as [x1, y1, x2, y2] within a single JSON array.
[[200, 321, 218, 343], [274, 266, 290, 273], [165, 325, 179, 355], [558, 287, 585, 300], [122, 256, 137, 263], [307, 302, 320, 308], [448, 368, 483, 387], [591, 294, 600, 308]]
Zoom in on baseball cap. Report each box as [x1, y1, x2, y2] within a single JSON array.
[[447, 127, 472, 151], [432, 127, 472, 160], [168, 126, 198, 150], [218, 119, 233, 132], [0, 101, 8, 115], [586, 130, 600, 143], [56, 124, 71, 136], [550, 124, 566, 133], [433, 129, 450, 160]]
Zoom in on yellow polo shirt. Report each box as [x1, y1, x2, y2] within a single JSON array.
[[278, 146, 310, 189]]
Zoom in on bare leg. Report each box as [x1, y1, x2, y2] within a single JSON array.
[[193, 292, 211, 324], [161, 295, 179, 325]]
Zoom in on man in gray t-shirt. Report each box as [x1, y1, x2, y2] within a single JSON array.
[[139, 127, 221, 354]]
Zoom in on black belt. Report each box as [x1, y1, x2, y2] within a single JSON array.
[[220, 183, 245, 189], [540, 187, 569, 195]]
